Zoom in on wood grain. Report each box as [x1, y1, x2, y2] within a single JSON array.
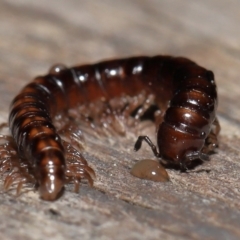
[[0, 0, 240, 239]]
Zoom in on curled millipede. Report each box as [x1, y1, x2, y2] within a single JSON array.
[[4, 55, 219, 201]]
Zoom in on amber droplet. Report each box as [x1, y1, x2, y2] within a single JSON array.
[[130, 159, 169, 182]]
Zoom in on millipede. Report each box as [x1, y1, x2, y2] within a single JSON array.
[[1, 55, 220, 201]]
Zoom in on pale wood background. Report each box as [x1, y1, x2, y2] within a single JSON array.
[[1, 0, 240, 239]]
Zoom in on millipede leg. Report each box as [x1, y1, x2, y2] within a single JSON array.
[[213, 117, 221, 136], [0, 123, 8, 132], [179, 161, 188, 171], [202, 117, 220, 154], [134, 135, 160, 158], [184, 151, 210, 163], [134, 94, 155, 120]]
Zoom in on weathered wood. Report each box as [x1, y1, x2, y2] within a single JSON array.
[[1, 0, 240, 239]]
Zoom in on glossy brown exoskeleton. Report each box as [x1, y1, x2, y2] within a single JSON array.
[[8, 56, 220, 200]]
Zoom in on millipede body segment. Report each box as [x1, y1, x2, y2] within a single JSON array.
[[8, 55, 219, 200]]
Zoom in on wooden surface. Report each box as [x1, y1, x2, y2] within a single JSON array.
[[1, 0, 240, 239]]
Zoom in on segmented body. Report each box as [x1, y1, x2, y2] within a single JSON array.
[[8, 55, 219, 200]]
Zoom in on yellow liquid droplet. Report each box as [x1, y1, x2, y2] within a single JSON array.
[[130, 159, 169, 182]]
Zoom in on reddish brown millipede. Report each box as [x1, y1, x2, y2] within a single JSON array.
[[2, 55, 220, 201]]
